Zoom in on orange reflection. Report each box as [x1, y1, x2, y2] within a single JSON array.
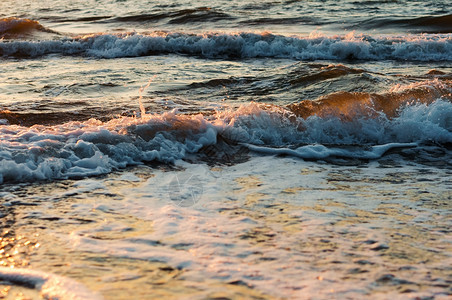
[[0, 231, 39, 268]]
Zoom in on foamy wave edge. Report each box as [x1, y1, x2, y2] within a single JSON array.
[[0, 99, 451, 184], [0, 267, 102, 300], [0, 31, 451, 61]]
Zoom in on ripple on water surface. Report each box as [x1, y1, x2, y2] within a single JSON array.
[[1, 156, 451, 299]]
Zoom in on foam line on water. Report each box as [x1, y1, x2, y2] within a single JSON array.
[[244, 143, 418, 160]]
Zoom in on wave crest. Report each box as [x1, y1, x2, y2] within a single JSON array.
[[0, 17, 55, 39], [1, 86, 451, 184], [287, 79, 452, 120], [0, 31, 451, 61]]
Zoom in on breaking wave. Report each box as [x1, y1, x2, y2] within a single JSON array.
[[0, 31, 451, 61], [1, 79, 451, 184], [288, 79, 452, 119]]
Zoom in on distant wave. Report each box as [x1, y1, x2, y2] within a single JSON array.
[[0, 31, 450, 61], [359, 14, 452, 34], [1, 79, 451, 184], [50, 15, 113, 23], [0, 17, 56, 39], [239, 16, 325, 26], [112, 7, 234, 24], [39, 7, 234, 25]]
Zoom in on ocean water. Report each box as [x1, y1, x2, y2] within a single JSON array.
[[0, 0, 451, 299]]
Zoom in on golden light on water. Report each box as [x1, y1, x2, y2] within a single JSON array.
[[0, 231, 39, 268]]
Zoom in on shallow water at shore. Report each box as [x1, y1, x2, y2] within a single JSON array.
[[1, 156, 451, 299]]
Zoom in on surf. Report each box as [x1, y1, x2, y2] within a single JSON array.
[[1, 96, 451, 184], [1, 31, 451, 61]]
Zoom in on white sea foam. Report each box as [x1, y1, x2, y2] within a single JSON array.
[[0, 112, 217, 183], [244, 143, 418, 160], [0, 100, 451, 184], [0, 267, 102, 300], [0, 31, 451, 61]]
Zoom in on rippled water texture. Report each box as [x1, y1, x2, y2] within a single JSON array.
[[1, 158, 451, 299]]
